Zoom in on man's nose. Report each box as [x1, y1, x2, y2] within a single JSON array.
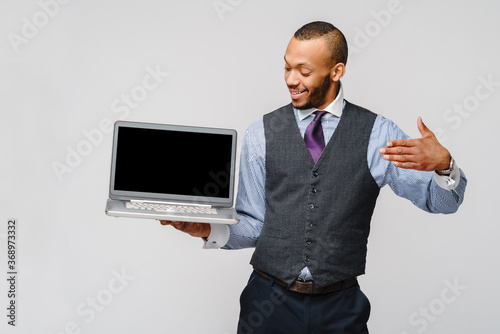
[[285, 70, 300, 87]]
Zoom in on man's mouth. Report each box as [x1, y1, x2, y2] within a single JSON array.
[[290, 90, 306, 99]]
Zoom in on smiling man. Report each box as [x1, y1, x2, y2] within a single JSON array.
[[161, 21, 467, 333]]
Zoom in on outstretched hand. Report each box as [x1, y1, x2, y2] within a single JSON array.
[[379, 117, 451, 171], [159, 220, 211, 238]]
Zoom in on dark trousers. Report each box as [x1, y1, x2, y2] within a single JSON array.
[[237, 271, 370, 334]]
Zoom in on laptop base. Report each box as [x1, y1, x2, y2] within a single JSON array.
[[105, 200, 239, 224]]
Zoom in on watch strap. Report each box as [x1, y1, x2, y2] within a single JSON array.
[[435, 156, 454, 175]]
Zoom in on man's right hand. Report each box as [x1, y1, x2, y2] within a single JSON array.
[[159, 220, 211, 238]]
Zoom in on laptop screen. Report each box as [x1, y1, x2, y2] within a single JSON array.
[[109, 121, 237, 206]]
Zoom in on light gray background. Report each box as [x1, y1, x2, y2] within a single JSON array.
[[1, 0, 498, 333]]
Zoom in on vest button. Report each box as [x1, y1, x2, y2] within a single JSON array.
[[311, 188, 317, 193], [306, 238, 312, 245], [307, 222, 314, 228], [304, 255, 310, 262], [309, 204, 315, 210], [313, 172, 319, 177]]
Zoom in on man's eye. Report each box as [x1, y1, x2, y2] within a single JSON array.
[[302, 72, 311, 77], [285, 67, 291, 71]]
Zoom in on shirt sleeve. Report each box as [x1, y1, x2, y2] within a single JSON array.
[[202, 119, 266, 249], [369, 115, 467, 214], [202, 223, 230, 249], [433, 163, 460, 191]]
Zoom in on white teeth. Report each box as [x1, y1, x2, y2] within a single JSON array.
[[292, 91, 304, 95]]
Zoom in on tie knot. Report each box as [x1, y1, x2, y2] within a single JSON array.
[[313, 110, 327, 121]]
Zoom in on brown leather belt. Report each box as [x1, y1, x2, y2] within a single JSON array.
[[254, 268, 357, 295]]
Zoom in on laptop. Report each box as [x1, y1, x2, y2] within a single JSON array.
[[105, 120, 239, 224]]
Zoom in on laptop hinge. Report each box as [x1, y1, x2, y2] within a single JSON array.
[[130, 199, 212, 208]]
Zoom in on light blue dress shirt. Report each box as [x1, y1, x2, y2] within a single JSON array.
[[206, 84, 467, 280]]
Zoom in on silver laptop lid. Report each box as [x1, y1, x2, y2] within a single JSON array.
[[109, 121, 237, 207]]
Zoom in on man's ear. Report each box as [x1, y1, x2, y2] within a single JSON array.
[[331, 63, 346, 82]]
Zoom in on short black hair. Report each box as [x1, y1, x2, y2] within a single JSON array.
[[294, 21, 348, 66]]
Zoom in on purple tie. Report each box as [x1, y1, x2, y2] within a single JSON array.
[[304, 110, 327, 163]]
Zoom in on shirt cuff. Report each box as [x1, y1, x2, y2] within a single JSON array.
[[434, 160, 461, 191], [202, 223, 230, 249]]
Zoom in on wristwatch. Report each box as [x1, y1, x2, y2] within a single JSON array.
[[435, 156, 454, 175]]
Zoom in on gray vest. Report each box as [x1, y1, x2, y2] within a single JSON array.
[[250, 101, 380, 288]]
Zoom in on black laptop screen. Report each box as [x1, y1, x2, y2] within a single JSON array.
[[114, 126, 233, 199]]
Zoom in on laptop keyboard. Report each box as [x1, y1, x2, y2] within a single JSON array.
[[126, 202, 217, 215]]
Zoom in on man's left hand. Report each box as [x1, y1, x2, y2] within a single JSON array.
[[379, 117, 451, 171]]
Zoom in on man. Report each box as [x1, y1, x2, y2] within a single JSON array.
[[161, 21, 467, 333]]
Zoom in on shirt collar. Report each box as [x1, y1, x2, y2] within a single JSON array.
[[296, 82, 344, 121]]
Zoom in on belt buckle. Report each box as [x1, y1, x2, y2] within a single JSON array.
[[289, 279, 315, 294]]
